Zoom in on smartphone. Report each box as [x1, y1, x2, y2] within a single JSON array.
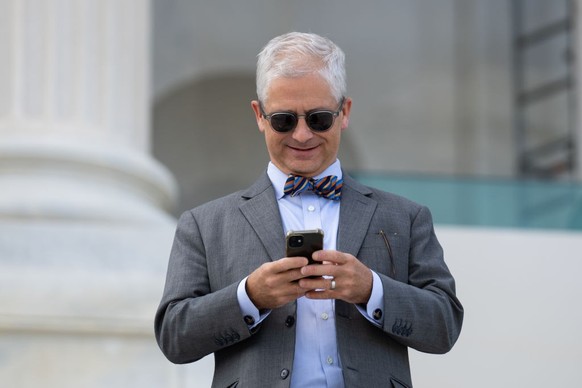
[[285, 229, 324, 265]]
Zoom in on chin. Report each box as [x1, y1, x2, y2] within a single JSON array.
[[290, 167, 321, 178]]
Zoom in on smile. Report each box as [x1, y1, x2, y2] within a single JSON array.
[[288, 145, 319, 152]]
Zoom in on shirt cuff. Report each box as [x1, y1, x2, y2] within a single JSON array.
[[355, 270, 384, 327], [236, 276, 271, 329]]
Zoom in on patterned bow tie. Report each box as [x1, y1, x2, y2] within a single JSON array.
[[283, 174, 343, 201]]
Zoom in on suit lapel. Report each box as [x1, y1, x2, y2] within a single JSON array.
[[239, 173, 286, 262], [238, 172, 377, 262], [337, 174, 377, 257]]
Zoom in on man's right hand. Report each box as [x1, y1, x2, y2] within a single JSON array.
[[246, 257, 309, 310]]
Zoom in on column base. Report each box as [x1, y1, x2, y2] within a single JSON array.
[[0, 135, 177, 223], [0, 134, 184, 386]]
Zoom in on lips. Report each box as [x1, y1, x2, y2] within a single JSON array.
[[288, 145, 319, 158], [288, 144, 319, 152]]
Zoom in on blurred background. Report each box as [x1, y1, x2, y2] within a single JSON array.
[[1, 0, 581, 387]]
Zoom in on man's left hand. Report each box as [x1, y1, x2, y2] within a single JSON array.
[[298, 250, 373, 304]]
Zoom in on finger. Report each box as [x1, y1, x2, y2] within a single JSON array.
[[312, 250, 348, 265], [297, 276, 334, 291], [272, 256, 309, 273], [303, 280, 338, 300], [247, 270, 307, 309], [282, 267, 311, 283], [304, 289, 335, 300], [300, 263, 336, 278]]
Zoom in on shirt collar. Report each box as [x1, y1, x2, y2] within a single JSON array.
[[267, 160, 343, 200]]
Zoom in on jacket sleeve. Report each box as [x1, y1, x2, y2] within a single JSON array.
[[154, 210, 252, 364], [379, 205, 463, 354]]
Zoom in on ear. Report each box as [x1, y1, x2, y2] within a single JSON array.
[[251, 100, 266, 133], [340, 97, 352, 131]]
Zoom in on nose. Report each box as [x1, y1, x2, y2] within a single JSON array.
[[291, 117, 314, 143]]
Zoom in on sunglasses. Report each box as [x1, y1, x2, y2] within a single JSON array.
[[260, 97, 345, 133]]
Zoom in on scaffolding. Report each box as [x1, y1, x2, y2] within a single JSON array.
[[511, 0, 577, 178]]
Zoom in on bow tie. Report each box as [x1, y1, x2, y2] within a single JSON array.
[[283, 174, 343, 201]]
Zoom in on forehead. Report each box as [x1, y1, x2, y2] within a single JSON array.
[[264, 74, 335, 110]]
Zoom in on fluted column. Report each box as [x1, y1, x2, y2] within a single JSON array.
[[0, 0, 176, 221], [0, 1, 180, 386]]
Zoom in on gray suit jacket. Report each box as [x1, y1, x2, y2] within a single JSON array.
[[155, 172, 463, 388]]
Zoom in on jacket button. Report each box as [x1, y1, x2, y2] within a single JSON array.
[[285, 315, 295, 327], [280, 368, 289, 379]]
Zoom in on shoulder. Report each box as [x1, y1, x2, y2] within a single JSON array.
[[180, 171, 274, 220], [180, 189, 245, 221], [343, 174, 437, 232]]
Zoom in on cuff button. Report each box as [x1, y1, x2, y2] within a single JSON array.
[[373, 309, 383, 320], [244, 315, 255, 325]]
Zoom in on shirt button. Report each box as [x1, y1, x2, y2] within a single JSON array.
[[280, 368, 290, 379], [285, 315, 295, 327], [321, 312, 329, 320], [307, 205, 315, 212], [327, 356, 334, 365]]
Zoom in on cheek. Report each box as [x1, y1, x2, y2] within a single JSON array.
[[257, 119, 269, 134], [327, 132, 342, 149], [264, 132, 283, 151]]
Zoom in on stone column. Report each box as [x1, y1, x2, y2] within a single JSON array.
[[0, 1, 180, 386]]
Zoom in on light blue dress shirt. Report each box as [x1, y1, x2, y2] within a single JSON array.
[[237, 160, 384, 387]]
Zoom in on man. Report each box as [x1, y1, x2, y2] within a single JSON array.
[[155, 32, 463, 388]]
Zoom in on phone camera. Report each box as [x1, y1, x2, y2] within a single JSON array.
[[288, 235, 304, 248]]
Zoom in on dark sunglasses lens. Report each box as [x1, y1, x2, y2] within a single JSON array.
[[306, 112, 334, 132], [270, 113, 297, 132]]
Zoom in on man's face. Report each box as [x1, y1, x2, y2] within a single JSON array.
[[251, 74, 352, 178]]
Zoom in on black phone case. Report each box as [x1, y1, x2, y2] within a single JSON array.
[[285, 229, 324, 265]]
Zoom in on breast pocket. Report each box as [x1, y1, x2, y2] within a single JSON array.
[[358, 231, 409, 281]]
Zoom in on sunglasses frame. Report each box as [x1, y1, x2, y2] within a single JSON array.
[[260, 97, 345, 133]]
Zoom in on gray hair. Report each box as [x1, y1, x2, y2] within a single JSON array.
[[256, 32, 346, 103]]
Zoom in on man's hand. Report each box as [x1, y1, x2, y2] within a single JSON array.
[[298, 250, 373, 304], [246, 257, 309, 310]]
